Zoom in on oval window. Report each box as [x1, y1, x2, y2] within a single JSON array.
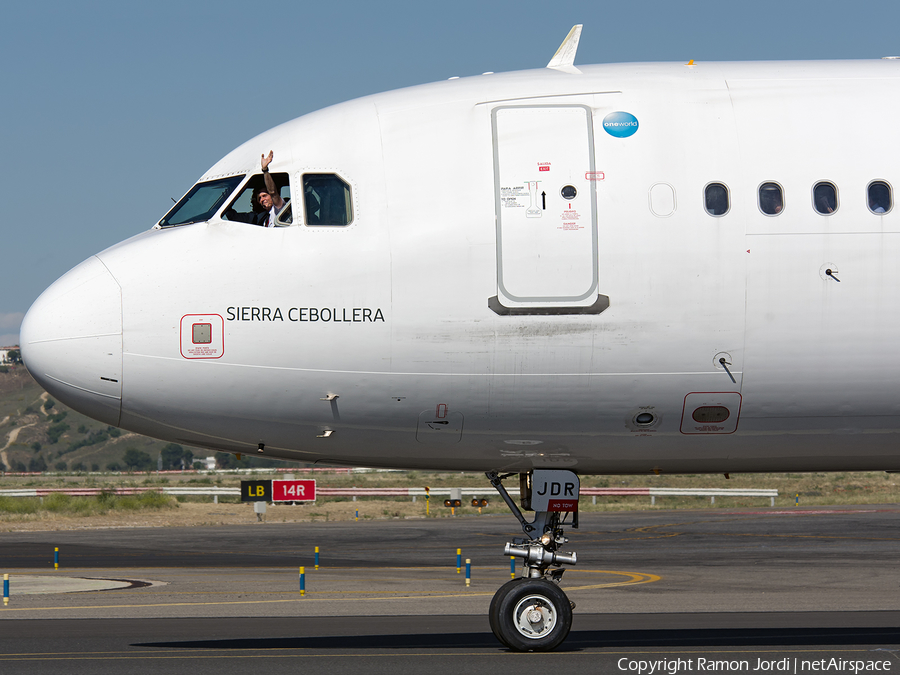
[[704, 183, 729, 216], [758, 182, 784, 216], [868, 181, 892, 214], [649, 183, 676, 217], [692, 406, 730, 423], [813, 182, 838, 214]]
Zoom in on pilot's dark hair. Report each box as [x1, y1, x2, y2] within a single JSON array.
[[251, 187, 266, 212]]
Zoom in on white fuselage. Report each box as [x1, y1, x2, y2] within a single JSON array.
[[21, 59, 900, 474]]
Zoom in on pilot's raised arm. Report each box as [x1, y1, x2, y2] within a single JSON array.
[[260, 150, 285, 212], [223, 151, 286, 227]]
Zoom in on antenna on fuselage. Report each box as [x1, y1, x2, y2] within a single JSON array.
[[547, 24, 583, 74]]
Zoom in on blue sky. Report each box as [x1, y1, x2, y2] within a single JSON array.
[[3, 0, 899, 346]]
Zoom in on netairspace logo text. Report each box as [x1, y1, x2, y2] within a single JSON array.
[[616, 657, 893, 674]]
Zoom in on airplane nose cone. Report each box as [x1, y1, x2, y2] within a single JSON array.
[[20, 256, 123, 426]]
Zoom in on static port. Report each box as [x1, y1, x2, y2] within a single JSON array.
[[634, 412, 656, 426]]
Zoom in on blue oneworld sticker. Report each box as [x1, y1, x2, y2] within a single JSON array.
[[603, 111, 639, 138]]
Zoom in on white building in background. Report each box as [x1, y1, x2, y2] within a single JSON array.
[[0, 347, 17, 364]]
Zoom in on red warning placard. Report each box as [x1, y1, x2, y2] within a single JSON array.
[[180, 314, 224, 359], [547, 499, 578, 512]]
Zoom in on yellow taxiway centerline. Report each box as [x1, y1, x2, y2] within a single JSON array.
[[0, 568, 660, 611]]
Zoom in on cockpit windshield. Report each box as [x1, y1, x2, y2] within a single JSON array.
[[158, 175, 245, 228]]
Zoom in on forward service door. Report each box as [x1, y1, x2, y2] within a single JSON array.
[[490, 105, 608, 315]]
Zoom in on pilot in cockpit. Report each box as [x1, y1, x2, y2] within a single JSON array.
[[224, 151, 286, 227]]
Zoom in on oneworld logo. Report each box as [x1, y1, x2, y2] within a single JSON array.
[[603, 111, 639, 138]]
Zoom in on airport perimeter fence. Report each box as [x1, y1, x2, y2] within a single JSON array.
[[0, 486, 778, 506]]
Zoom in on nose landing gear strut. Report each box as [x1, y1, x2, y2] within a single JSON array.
[[486, 470, 579, 651]]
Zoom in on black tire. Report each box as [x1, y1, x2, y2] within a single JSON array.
[[492, 578, 573, 652], [489, 578, 529, 647]]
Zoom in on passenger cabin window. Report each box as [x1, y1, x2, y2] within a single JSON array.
[[704, 183, 729, 216], [303, 174, 352, 226], [222, 173, 291, 227], [159, 175, 244, 228], [868, 181, 892, 214], [813, 182, 838, 214], [758, 182, 784, 216]]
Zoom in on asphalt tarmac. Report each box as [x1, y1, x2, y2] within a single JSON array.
[[1, 506, 899, 674]]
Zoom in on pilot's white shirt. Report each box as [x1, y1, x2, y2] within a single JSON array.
[[265, 206, 278, 227]]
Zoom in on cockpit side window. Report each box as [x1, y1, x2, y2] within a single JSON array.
[[222, 173, 291, 227], [303, 174, 353, 226], [159, 175, 245, 228]]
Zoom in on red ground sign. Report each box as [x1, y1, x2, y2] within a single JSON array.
[[271, 479, 316, 502]]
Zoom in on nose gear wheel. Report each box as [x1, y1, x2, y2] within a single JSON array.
[[491, 578, 572, 651]]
